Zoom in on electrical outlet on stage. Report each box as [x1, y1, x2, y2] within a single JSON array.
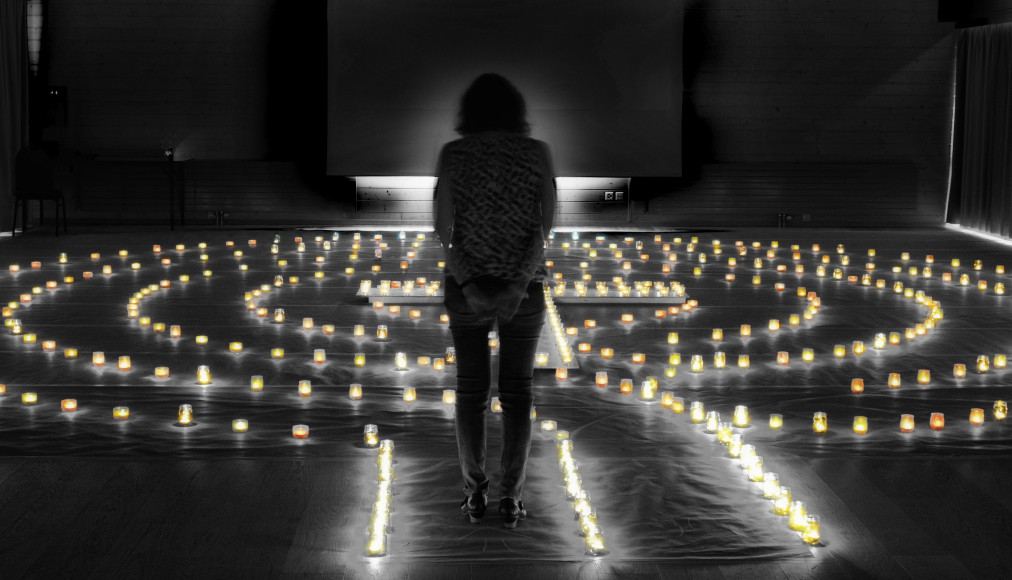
[[604, 191, 615, 201]]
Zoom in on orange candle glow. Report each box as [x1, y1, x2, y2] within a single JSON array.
[[292, 424, 310, 439], [619, 378, 634, 394], [349, 383, 363, 399], [969, 408, 985, 426], [888, 373, 901, 389], [61, 399, 77, 412], [777, 351, 790, 366], [917, 369, 931, 384], [403, 387, 417, 402], [556, 367, 568, 381], [953, 363, 967, 378], [930, 412, 945, 430], [852, 416, 868, 435], [851, 378, 865, 393]]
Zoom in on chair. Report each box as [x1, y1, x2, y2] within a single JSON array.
[[12, 145, 67, 236]]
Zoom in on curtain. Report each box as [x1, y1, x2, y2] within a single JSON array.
[[0, 0, 28, 233], [950, 23, 1012, 236]]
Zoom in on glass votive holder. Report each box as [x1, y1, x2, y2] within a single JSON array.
[[232, 419, 249, 432], [298, 380, 312, 397], [178, 404, 194, 426], [292, 424, 310, 439], [92, 351, 106, 367], [812, 411, 828, 433], [595, 371, 608, 388], [442, 390, 456, 405], [969, 408, 985, 426], [113, 406, 130, 420], [930, 412, 945, 430], [953, 363, 967, 378], [349, 383, 363, 399], [853, 415, 869, 435], [541, 420, 557, 432], [768, 413, 783, 430], [364, 424, 379, 447], [402, 387, 417, 402], [995, 400, 1009, 421], [196, 365, 212, 385], [250, 375, 264, 391], [619, 378, 633, 394], [851, 378, 865, 393], [689, 401, 705, 423], [899, 414, 915, 432]]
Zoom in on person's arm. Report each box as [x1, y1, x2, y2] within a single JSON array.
[[539, 142, 557, 239], [433, 148, 455, 247]]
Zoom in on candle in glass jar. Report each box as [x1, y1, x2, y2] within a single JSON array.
[[732, 405, 750, 427], [364, 424, 379, 447], [292, 424, 310, 439], [689, 401, 705, 423], [852, 415, 868, 434], [113, 406, 130, 420], [812, 412, 828, 433], [22, 392, 38, 405], [769, 413, 783, 430], [93, 351, 106, 366], [888, 373, 901, 389], [178, 404, 194, 425], [953, 363, 967, 378], [250, 375, 264, 391], [995, 400, 1008, 421], [402, 387, 416, 402], [595, 371, 608, 388], [61, 398, 77, 412], [155, 366, 170, 378], [969, 408, 985, 425], [298, 380, 312, 397], [196, 365, 212, 385], [443, 390, 456, 405], [349, 383, 363, 399], [929, 412, 945, 430], [898, 414, 915, 432], [118, 356, 132, 370]]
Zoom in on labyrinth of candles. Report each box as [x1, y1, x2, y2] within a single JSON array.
[[2, 230, 1010, 560]]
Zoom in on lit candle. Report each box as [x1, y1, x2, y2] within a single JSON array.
[[631, 353, 646, 364], [541, 420, 557, 432], [953, 363, 967, 378], [853, 415, 868, 434], [595, 371, 608, 388], [64, 348, 78, 359], [61, 399, 77, 412], [534, 352, 549, 366], [712, 328, 723, 342], [605, 377, 627, 396], [349, 383, 363, 399], [990, 399, 1008, 421], [22, 392, 38, 405], [888, 373, 901, 389], [196, 365, 212, 385], [178, 404, 194, 426], [777, 351, 790, 366], [354, 324, 365, 337], [773, 486, 792, 516], [812, 412, 828, 434], [298, 380, 312, 397], [969, 408, 985, 426], [801, 348, 814, 362], [977, 355, 990, 373], [250, 375, 264, 391], [853, 341, 866, 355], [364, 424, 380, 447], [117, 356, 132, 370], [491, 396, 503, 412], [292, 424, 310, 439], [917, 369, 931, 384], [899, 414, 915, 432], [170, 325, 182, 338], [768, 319, 780, 331], [556, 367, 568, 381], [732, 405, 750, 427], [689, 401, 705, 423], [788, 501, 809, 531], [443, 390, 456, 405], [112, 406, 130, 419], [600, 347, 614, 359], [303, 317, 314, 330], [802, 515, 822, 545], [929, 412, 945, 430], [769, 413, 783, 430], [671, 397, 685, 413], [403, 387, 416, 402], [92, 351, 106, 366], [271, 348, 285, 359], [229, 341, 243, 353]]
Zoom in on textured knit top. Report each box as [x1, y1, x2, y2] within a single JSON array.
[[438, 133, 551, 287]]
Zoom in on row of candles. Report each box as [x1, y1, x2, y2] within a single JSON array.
[[540, 421, 609, 556], [366, 439, 395, 557]]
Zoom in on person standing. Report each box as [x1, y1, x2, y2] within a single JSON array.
[[434, 73, 556, 528]]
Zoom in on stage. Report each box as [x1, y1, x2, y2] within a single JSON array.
[[1, 226, 1010, 579]]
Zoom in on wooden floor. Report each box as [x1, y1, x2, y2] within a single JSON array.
[[2, 225, 1011, 579]]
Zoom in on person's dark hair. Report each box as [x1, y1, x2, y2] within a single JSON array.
[[455, 73, 530, 136]]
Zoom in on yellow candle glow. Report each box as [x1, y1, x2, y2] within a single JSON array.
[[232, 419, 249, 432], [631, 352, 646, 364], [298, 380, 312, 397], [899, 414, 915, 432], [195, 335, 209, 345], [777, 351, 790, 366], [556, 367, 569, 381], [117, 356, 132, 370], [690, 354, 704, 372], [229, 341, 243, 353], [600, 347, 614, 359], [170, 325, 182, 338], [113, 406, 130, 419], [994, 400, 1008, 421], [178, 404, 194, 425], [61, 399, 77, 412], [812, 412, 828, 434], [349, 383, 363, 399], [64, 348, 78, 359], [977, 355, 990, 373], [364, 424, 380, 447], [953, 363, 967, 378], [196, 365, 212, 385], [595, 372, 608, 388], [733, 405, 750, 427], [768, 319, 780, 331], [917, 369, 931, 384], [403, 387, 417, 402], [92, 351, 106, 366], [712, 328, 723, 341], [690, 401, 705, 423], [768, 413, 783, 430], [443, 390, 456, 405], [22, 392, 38, 405]]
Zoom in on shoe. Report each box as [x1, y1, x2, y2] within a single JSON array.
[[460, 493, 487, 523], [498, 497, 526, 529]]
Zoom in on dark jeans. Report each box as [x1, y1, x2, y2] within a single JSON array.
[[444, 275, 545, 501]]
